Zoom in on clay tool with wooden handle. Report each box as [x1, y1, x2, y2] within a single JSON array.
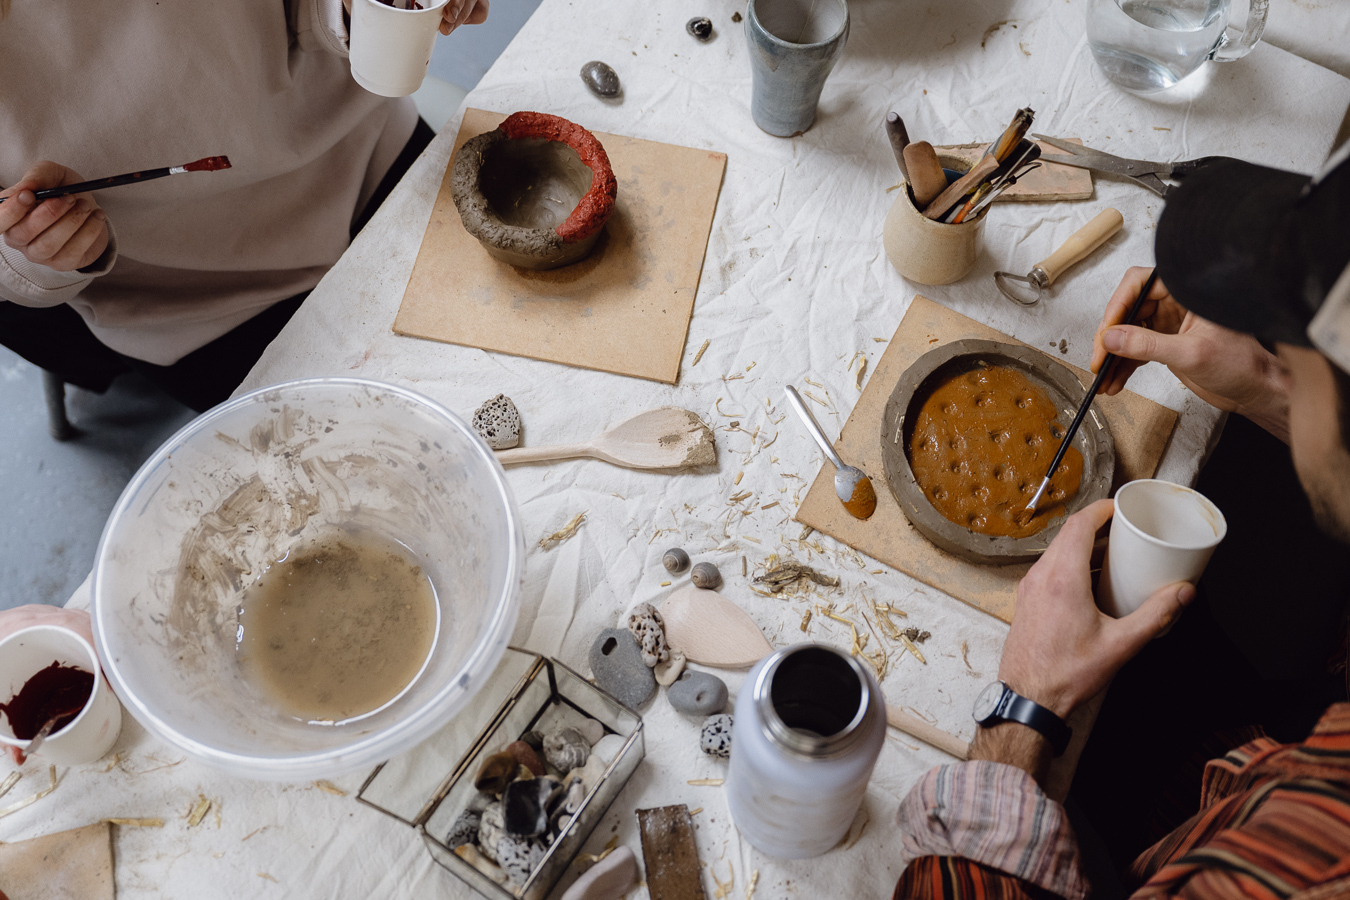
[[924, 107, 1034, 221], [903, 142, 947, 208], [495, 407, 715, 471], [885, 112, 911, 181], [995, 208, 1124, 306], [887, 704, 970, 759]]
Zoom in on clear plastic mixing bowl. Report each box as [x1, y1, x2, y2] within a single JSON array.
[[91, 379, 522, 780]]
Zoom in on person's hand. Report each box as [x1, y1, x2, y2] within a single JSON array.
[[439, 0, 488, 35], [0, 605, 96, 765], [1089, 266, 1291, 440], [999, 499, 1195, 720], [0, 162, 110, 272]]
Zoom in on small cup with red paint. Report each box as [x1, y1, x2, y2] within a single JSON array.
[[0, 625, 122, 766]]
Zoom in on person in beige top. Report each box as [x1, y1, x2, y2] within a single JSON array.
[[0, 0, 487, 412]]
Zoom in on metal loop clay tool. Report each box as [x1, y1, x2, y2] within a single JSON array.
[[995, 208, 1124, 306]]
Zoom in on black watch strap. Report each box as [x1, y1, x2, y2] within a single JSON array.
[[975, 682, 1073, 756]]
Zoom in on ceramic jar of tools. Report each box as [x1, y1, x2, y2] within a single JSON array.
[[883, 158, 985, 285], [726, 643, 886, 858]]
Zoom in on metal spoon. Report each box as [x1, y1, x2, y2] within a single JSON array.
[[784, 386, 877, 520], [995, 208, 1124, 306]]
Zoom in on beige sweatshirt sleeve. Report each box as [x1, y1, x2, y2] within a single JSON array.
[[0, 224, 119, 309], [290, 0, 353, 56]]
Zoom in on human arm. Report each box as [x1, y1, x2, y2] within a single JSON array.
[[0, 162, 116, 307], [1089, 266, 1291, 443], [894, 500, 1196, 899]]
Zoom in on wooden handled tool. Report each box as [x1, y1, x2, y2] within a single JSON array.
[[885, 112, 911, 181], [886, 704, 970, 759], [495, 407, 715, 471], [922, 153, 1000, 221], [903, 142, 947, 208], [994, 208, 1124, 306]]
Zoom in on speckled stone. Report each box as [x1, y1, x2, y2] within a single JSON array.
[[700, 714, 734, 758], [472, 394, 521, 449], [445, 810, 481, 849], [667, 669, 728, 717], [503, 777, 561, 837], [686, 16, 713, 40], [479, 802, 546, 885], [654, 649, 687, 686], [626, 602, 669, 667], [507, 740, 545, 777], [543, 727, 591, 772], [581, 60, 621, 99], [588, 628, 656, 709]]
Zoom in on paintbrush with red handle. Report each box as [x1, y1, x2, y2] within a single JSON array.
[[0, 156, 231, 204]]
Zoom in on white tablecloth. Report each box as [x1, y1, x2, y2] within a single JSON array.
[[11, 1, 1350, 897]]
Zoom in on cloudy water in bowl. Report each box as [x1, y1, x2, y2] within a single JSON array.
[[1088, 0, 1229, 93], [235, 528, 439, 725]]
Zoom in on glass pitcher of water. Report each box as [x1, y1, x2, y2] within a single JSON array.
[[1087, 0, 1269, 93]]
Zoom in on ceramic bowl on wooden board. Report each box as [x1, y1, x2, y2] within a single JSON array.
[[450, 112, 618, 270], [880, 339, 1115, 565]]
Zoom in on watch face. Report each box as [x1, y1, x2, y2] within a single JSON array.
[[972, 681, 1005, 722]]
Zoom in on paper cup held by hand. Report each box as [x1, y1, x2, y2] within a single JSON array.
[[1097, 479, 1227, 620], [349, 0, 451, 98], [0, 625, 122, 766]]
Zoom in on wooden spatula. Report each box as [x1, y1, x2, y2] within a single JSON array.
[[495, 407, 716, 471]]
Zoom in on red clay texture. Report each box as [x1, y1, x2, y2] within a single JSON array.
[[499, 112, 616, 243]]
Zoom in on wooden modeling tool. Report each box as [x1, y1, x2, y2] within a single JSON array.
[[495, 407, 715, 471], [903, 142, 947, 207], [785, 385, 877, 519], [886, 704, 970, 759], [0, 156, 231, 203], [637, 806, 706, 900], [660, 586, 774, 668], [995, 208, 1124, 306], [1026, 268, 1158, 514], [885, 112, 911, 181], [923, 107, 1035, 221]]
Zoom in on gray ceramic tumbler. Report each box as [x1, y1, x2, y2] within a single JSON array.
[[746, 0, 849, 137]]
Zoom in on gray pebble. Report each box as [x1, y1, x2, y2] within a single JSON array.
[[700, 713, 734, 758], [576, 717, 605, 746], [472, 394, 521, 450], [667, 669, 728, 717], [581, 60, 621, 99], [687, 16, 713, 40], [663, 547, 691, 574], [502, 777, 561, 837], [588, 628, 656, 709], [543, 727, 590, 773], [626, 601, 669, 667], [445, 809, 480, 848], [691, 561, 722, 590]]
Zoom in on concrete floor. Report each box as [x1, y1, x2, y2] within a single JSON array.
[[0, 71, 476, 613]]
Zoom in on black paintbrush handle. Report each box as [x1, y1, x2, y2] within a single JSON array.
[[1039, 269, 1159, 484], [0, 167, 174, 204]]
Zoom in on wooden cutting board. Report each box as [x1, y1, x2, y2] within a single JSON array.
[[394, 108, 727, 384], [794, 295, 1177, 624]]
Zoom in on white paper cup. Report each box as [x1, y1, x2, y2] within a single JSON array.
[[349, 0, 451, 98], [1097, 479, 1227, 619], [0, 625, 122, 766]]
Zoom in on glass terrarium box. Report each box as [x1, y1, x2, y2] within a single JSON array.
[[357, 648, 644, 900]]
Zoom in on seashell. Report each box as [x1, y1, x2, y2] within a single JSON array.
[[543, 727, 590, 772], [663, 547, 691, 575], [691, 561, 722, 590], [654, 649, 687, 686], [700, 713, 734, 758], [626, 601, 669, 667]]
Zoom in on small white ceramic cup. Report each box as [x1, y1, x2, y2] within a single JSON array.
[[349, 0, 451, 98], [1097, 479, 1227, 620], [0, 625, 122, 766]]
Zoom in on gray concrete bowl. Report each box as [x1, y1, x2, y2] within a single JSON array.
[[881, 339, 1115, 565]]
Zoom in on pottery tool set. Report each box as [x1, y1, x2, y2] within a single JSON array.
[[994, 208, 1124, 306], [884, 108, 1044, 224], [0, 156, 231, 203]]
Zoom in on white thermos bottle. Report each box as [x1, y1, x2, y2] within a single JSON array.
[[726, 643, 886, 858]]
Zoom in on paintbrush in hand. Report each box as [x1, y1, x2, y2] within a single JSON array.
[[0, 156, 231, 204]]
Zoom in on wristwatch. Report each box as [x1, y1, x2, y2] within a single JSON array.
[[972, 681, 1072, 756]]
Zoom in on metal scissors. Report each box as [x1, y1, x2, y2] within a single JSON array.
[[1031, 133, 1235, 198]]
